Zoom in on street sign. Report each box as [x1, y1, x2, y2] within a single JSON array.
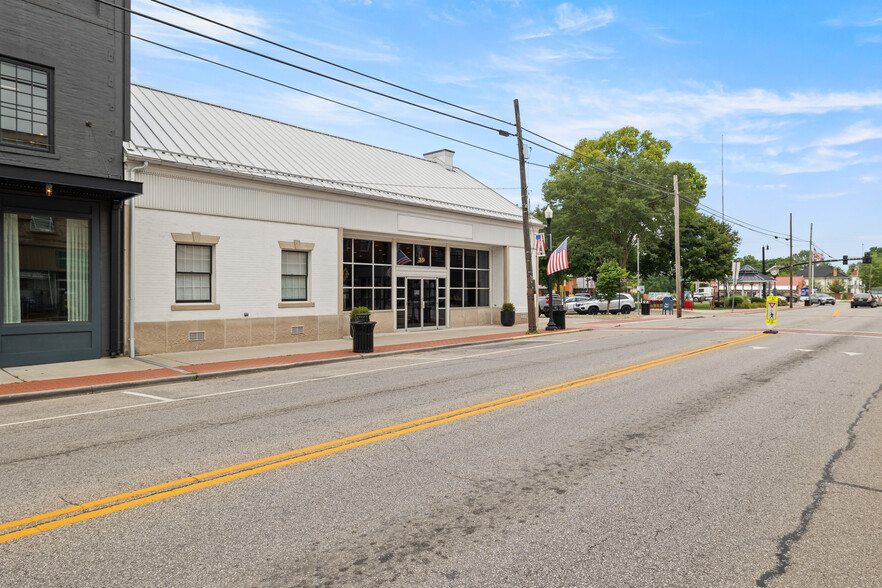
[[766, 296, 778, 325], [637, 285, 645, 293]]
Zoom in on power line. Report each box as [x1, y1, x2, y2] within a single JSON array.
[[27, 0, 820, 249], [141, 0, 516, 129], [92, 0, 513, 136], [521, 137, 675, 195], [520, 130, 673, 191], [113, 0, 682, 198], [21, 0, 519, 164]]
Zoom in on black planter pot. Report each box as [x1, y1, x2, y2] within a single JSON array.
[[500, 309, 516, 327]]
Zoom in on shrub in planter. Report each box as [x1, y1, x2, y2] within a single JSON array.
[[500, 302, 516, 327], [349, 306, 370, 336]]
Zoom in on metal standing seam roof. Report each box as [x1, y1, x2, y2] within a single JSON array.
[[125, 85, 527, 223]]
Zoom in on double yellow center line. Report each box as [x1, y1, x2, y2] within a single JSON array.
[[0, 332, 767, 544]]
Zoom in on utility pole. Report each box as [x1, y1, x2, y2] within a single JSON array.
[[789, 213, 793, 308], [514, 99, 537, 332], [721, 134, 725, 227], [674, 175, 682, 318], [808, 223, 813, 306]]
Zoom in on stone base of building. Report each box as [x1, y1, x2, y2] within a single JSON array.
[[132, 307, 531, 355]]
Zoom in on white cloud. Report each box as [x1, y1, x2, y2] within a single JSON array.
[[857, 35, 882, 44], [861, 174, 878, 183], [516, 4, 613, 39], [554, 4, 614, 33], [811, 121, 882, 147]]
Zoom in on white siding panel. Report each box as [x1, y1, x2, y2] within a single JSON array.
[[397, 214, 473, 240], [136, 168, 527, 248], [133, 208, 339, 322]]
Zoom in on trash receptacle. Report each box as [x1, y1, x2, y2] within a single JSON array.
[[641, 301, 650, 315], [685, 299, 693, 310], [552, 309, 566, 329], [351, 320, 376, 353], [548, 303, 565, 330]]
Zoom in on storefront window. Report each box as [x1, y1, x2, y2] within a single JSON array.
[[343, 237, 392, 311], [449, 247, 489, 308], [3, 212, 90, 323]]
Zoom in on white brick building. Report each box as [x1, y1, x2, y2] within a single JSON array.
[[124, 86, 537, 354]]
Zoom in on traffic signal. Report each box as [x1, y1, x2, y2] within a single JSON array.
[[843, 255, 849, 265], [864, 253, 873, 264]]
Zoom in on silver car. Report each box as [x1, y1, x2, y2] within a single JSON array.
[[575, 293, 636, 315]]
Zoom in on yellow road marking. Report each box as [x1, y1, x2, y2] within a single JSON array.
[[833, 309, 841, 316], [0, 332, 767, 544]]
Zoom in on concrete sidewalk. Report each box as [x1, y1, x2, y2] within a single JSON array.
[[0, 324, 575, 403], [0, 305, 779, 404]]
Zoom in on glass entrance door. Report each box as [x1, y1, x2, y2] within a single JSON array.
[[406, 278, 442, 329]]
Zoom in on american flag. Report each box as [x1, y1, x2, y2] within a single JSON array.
[[813, 250, 822, 262], [397, 248, 412, 265], [547, 238, 569, 275], [535, 233, 546, 256]]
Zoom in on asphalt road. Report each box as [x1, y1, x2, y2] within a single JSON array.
[[1, 304, 880, 587]]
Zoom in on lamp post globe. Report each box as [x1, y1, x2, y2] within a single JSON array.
[[544, 206, 557, 331]]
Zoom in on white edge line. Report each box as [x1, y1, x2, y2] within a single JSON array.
[[0, 400, 165, 428], [0, 340, 572, 428], [123, 391, 174, 402]]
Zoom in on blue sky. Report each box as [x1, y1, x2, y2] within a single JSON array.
[[129, 1, 882, 265]]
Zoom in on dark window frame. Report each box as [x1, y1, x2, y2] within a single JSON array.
[[449, 248, 490, 308], [0, 56, 53, 152]]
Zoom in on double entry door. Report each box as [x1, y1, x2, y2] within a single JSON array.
[[400, 277, 446, 330]]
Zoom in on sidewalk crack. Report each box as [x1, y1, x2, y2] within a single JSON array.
[[1, 368, 26, 383], [755, 381, 882, 587]]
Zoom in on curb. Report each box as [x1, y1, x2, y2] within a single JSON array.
[[0, 329, 584, 405]]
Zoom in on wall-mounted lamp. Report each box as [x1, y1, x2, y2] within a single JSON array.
[[45, 183, 53, 197]]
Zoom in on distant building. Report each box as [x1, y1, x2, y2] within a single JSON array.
[[717, 264, 775, 298], [0, 1, 141, 367], [794, 266, 860, 295], [124, 86, 538, 354]]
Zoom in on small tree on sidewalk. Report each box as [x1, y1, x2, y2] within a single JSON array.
[[596, 260, 629, 313]]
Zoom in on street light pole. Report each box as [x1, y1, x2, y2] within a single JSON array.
[[544, 206, 557, 331]]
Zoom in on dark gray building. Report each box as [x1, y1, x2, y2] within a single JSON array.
[[1, 0, 140, 366]]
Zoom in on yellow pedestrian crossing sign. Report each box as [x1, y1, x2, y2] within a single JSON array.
[[766, 296, 778, 325]]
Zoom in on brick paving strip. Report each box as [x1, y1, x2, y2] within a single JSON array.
[[0, 330, 576, 402]]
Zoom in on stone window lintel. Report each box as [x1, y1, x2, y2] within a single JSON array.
[[172, 232, 220, 245]]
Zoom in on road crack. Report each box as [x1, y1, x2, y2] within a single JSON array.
[[755, 381, 882, 587]]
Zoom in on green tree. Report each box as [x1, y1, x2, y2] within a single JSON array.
[[680, 211, 740, 283], [736, 254, 762, 269], [829, 279, 846, 295], [596, 260, 629, 313], [541, 127, 712, 279], [858, 247, 882, 289]]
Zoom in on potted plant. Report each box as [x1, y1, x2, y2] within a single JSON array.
[[500, 302, 516, 327], [349, 306, 370, 336], [349, 306, 375, 353]]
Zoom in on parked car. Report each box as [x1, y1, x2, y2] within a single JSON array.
[[811, 293, 835, 305], [538, 293, 564, 317], [851, 293, 876, 308], [575, 293, 636, 315], [565, 295, 592, 313]]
